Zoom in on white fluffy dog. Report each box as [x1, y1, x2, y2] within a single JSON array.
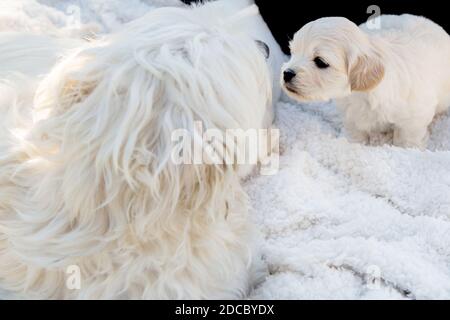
[[0, 1, 277, 299], [282, 15, 450, 149]]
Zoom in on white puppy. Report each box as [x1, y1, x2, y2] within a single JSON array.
[[0, 1, 276, 299], [282, 15, 450, 149]]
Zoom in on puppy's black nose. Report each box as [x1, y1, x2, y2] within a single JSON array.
[[283, 69, 296, 83]]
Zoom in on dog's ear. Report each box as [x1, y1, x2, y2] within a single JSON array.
[[349, 53, 384, 92]]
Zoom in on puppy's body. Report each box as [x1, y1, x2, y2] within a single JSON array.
[[339, 15, 450, 147], [283, 15, 450, 149]]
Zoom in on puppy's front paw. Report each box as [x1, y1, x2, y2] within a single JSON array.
[[346, 128, 370, 145], [393, 126, 429, 150], [368, 131, 394, 146]]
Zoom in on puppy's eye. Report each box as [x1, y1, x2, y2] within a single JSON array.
[[313, 57, 330, 69]]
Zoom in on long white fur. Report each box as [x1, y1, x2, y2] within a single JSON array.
[[283, 15, 450, 149], [0, 33, 84, 78], [0, 2, 272, 299]]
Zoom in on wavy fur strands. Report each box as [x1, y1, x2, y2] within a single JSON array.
[[0, 33, 83, 79], [0, 4, 272, 299], [0, 0, 100, 38]]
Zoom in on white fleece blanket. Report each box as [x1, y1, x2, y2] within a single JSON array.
[[3, 0, 450, 300], [247, 101, 450, 300]]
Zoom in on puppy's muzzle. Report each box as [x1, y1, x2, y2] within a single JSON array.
[[283, 69, 296, 83]]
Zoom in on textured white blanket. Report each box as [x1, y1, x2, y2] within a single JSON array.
[[247, 101, 450, 299], [3, 0, 450, 300]]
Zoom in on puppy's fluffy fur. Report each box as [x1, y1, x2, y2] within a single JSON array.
[[283, 15, 450, 149], [0, 2, 273, 299]]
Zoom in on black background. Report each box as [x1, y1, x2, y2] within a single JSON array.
[[181, 0, 449, 53], [0, 300, 444, 318]]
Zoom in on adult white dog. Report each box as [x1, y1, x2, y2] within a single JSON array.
[[0, 0, 282, 299], [282, 15, 450, 149]]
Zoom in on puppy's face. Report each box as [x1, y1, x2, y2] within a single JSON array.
[[282, 17, 385, 102]]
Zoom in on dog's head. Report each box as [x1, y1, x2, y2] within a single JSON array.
[[281, 17, 385, 102]]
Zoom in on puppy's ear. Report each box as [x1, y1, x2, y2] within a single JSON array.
[[349, 54, 384, 91]]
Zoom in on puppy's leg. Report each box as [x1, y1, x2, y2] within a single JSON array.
[[393, 123, 429, 150], [344, 122, 370, 145], [367, 126, 394, 146]]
